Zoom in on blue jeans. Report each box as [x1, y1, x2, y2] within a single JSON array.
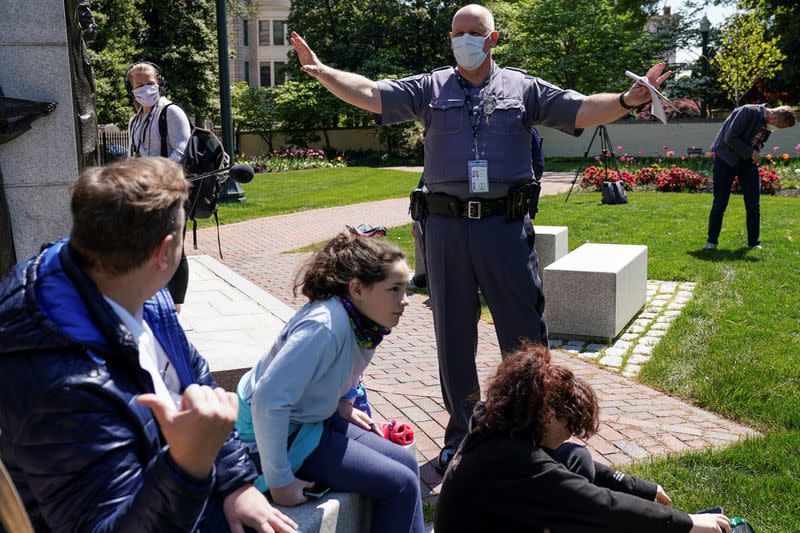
[[296, 412, 425, 533], [707, 158, 761, 247]]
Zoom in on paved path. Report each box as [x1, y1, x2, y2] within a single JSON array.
[[186, 177, 757, 498]]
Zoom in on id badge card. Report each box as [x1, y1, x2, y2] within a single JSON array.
[[468, 159, 489, 193]]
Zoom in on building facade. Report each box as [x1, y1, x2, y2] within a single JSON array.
[[228, 0, 292, 88]]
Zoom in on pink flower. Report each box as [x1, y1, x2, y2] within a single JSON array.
[[617, 145, 623, 151], [663, 145, 669, 150], [794, 144, 800, 151], [773, 146, 780, 151], [594, 155, 601, 161]]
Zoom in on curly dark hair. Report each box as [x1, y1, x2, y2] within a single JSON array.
[[477, 342, 599, 444], [294, 231, 405, 301]]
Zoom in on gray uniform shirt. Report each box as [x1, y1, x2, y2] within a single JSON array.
[[376, 63, 585, 198]]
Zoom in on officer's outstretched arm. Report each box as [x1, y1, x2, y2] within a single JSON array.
[[575, 62, 671, 129], [290, 31, 382, 114]]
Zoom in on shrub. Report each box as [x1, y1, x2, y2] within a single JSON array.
[[636, 166, 665, 186], [240, 149, 346, 173], [731, 165, 781, 195], [619, 170, 638, 190], [580, 166, 618, 190], [656, 167, 707, 192]]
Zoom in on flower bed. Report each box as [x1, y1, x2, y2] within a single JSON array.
[[656, 167, 707, 192], [240, 149, 346, 173], [580, 166, 636, 190], [581, 164, 705, 192], [577, 146, 785, 195]]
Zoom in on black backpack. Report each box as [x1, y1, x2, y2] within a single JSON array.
[[601, 180, 628, 205], [159, 103, 228, 256]]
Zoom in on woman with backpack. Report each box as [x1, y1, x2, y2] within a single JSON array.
[[126, 61, 192, 311], [235, 232, 425, 533], [434, 343, 732, 533]]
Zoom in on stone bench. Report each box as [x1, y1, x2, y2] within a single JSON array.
[[533, 225, 568, 277], [543, 243, 647, 342], [276, 492, 373, 533]]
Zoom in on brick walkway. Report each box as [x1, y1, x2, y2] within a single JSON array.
[[189, 178, 757, 498]]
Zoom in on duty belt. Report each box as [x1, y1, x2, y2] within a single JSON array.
[[425, 193, 508, 220]]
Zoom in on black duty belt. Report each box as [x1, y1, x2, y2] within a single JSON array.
[[425, 193, 508, 220]]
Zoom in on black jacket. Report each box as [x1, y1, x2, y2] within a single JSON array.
[[434, 407, 693, 532], [711, 104, 767, 166], [0, 240, 257, 532]]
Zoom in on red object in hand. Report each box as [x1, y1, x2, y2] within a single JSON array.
[[381, 419, 414, 445]]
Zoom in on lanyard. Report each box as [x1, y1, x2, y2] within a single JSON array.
[[456, 67, 499, 159]]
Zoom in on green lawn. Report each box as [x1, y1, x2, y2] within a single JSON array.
[[532, 192, 800, 530], [200, 167, 420, 227]]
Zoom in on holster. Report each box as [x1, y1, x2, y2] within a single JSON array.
[[409, 188, 427, 221], [506, 182, 537, 222], [529, 180, 542, 220]]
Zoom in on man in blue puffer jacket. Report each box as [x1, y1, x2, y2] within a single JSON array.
[[0, 158, 297, 533]]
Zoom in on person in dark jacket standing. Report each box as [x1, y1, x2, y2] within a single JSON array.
[[705, 104, 796, 250], [0, 158, 297, 533], [434, 343, 731, 533]]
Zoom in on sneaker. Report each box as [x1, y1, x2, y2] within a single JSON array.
[[434, 447, 455, 475], [703, 242, 717, 250], [750, 244, 762, 250]]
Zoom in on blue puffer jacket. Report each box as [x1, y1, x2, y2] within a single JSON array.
[[0, 240, 257, 532]]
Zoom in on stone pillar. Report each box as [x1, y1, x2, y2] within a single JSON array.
[[0, 0, 96, 271]]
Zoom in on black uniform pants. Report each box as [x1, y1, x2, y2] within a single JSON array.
[[425, 213, 548, 451]]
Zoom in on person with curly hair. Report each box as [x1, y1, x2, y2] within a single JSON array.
[[434, 343, 731, 533]]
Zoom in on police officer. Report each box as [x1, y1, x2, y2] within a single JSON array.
[[291, 4, 670, 472]]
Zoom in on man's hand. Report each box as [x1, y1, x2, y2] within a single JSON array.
[[223, 484, 298, 533], [290, 32, 325, 78], [337, 399, 383, 436], [689, 513, 731, 533], [137, 384, 238, 480], [624, 61, 672, 107], [270, 477, 315, 507], [753, 151, 762, 164], [654, 484, 673, 506]]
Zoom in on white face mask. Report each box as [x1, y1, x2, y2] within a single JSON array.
[[452, 33, 489, 71], [133, 84, 160, 108]]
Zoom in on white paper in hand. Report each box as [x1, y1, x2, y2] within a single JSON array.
[[625, 70, 668, 125]]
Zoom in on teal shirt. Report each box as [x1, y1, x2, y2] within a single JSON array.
[[237, 298, 374, 489]]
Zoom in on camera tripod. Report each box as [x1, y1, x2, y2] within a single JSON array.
[[565, 125, 622, 202]]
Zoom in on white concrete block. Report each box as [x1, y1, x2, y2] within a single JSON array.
[[276, 492, 372, 533], [533, 225, 569, 277], [543, 243, 648, 342]]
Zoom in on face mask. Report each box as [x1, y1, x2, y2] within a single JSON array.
[[133, 84, 160, 107], [452, 33, 489, 71]]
